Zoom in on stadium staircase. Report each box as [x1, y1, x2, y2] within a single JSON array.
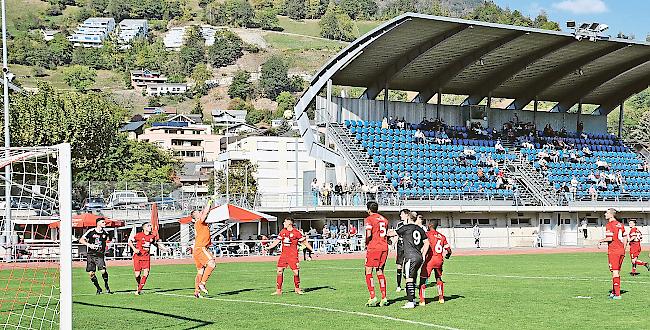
[[328, 123, 393, 190], [504, 144, 559, 206]]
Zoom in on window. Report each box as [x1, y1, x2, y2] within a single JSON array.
[[541, 219, 551, 225], [510, 218, 531, 226], [586, 218, 599, 225], [459, 219, 489, 226], [561, 219, 572, 225]]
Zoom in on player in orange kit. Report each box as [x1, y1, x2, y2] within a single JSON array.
[[363, 201, 390, 307], [264, 218, 314, 295], [191, 198, 216, 298], [598, 208, 626, 300]]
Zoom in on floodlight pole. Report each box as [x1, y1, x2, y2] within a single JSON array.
[[576, 100, 582, 131], [1, 0, 12, 260], [618, 102, 624, 138]]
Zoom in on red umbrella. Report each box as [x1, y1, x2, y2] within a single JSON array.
[[151, 203, 160, 239], [205, 204, 277, 223], [48, 213, 125, 228]]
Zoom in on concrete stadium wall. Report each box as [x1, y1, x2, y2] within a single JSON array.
[[318, 96, 608, 133]]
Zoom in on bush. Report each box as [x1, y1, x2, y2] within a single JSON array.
[[207, 30, 243, 68], [228, 70, 253, 100], [258, 55, 292, 99]]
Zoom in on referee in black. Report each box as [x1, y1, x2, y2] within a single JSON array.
[[394, 209, 410, 292], [389, 212, 429, 309], [80, 218, 113, 294]]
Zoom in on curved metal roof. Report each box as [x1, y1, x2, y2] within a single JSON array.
[[293, 13, 650, 162]]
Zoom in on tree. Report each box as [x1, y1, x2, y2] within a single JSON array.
[[319, 3, 357, 41], [258, 55, 291, 99], [47, 34, 73, 66], [214, 159, 258, 200], [256, 9, 282, 31], [206, 0, 255, 27], [339, 0, 377, 19], [629, 111, 650, 147], [179, 26, 206, 75], [191, 63, 212, 96], [207, 30, 243, 67], [63, 65, 97, 92], [306, 0, 328, 19], [191, 97, 204, 118], [274, 91, 295, 118], [284, 0, 306, 20], [106, 0, 131, 21], [228, 70, 253, 100]]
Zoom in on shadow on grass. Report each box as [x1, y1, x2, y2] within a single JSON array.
[[218, 288, 256, 296], [74, 301, 214, 330], [388, 294, 465, 305], [110, 288, 161, 294], [155, 287, 195, 294], [303, 286, 336, 293]]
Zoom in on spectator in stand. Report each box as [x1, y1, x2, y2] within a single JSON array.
[[478, 154, 488, 167], [589, 185, 598, 201], [615, 172, 625, 191], [320, 184, 329, 205], [477, 168, 488, 182], [495, 141, 506, 154], [538, 158, 549, 171], [349, 224, 357, 236], [549, 150, 560, 162], [311, 178, 320, 206], [381, 117, 389, 129], [543, 124, 555, 137], [568, 184, 577, 202], [505, 177, 515, 190], [389, 116, 396, 129], [537, 150, 550, 161], [334, 183, 343, 206], [560, 183, 571, 202], [522, 141, 534, 149], [322, 224, 330, 239], [401, 172, 412, 188], [637, 162, 644, 172], [598, 177, 608, 191], [587, 172, 597, 184], [414, 129, 426, 144], [361, 184, 370, 202], [458, 155, 468, 167], [496, 176, 505, 189], [570, 176, 579, 189], [569, 152, 582, 163], [596, 158, 609, 171], [369, 184, 379, 201], [512, 113, 519, 124], [420, 117, 432, 131], [339, 222, 347, 235], [463, 147, 477, 160], [582, 146, 593, 157]]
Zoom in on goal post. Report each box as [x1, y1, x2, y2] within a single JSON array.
[[0, 143, 72, 330]]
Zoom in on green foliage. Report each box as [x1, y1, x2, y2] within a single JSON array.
[[62, 65, 97, 92], [608, 88, 650, 139], [319, 3, 357, 42], [228, 70, 254, 100], [179, 26, 206, 76], [82, 0, 183, 20], [258, 55, 292, 99], [191, 63, 212, 96], [214, 159, 258, 197], [306, 0, 328, 19], [228, 99, 266, 124], [0, 83, 175, 182], [339, 0, 377, 20], [205, 0, 256, 27], [191, 97, 204, 117], [284, 0, 306, 20], [100, 135, 178, 183], [464, 1, 560, 31], [207, 30, 244, 67], [256, 9, 283, 31], [8, 32, 72, 69], [274, 91, 295, 118]]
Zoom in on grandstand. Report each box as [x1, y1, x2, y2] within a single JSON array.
[[272, 13, 650, 248]]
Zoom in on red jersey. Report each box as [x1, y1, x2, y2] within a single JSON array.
[[364, 213, 389, 251], [133, 232, 157, 257], [278, 228, 304, 258], [628, 227, 642, 248], [605, 220, 625, 255], [425, 230, 451, 261]]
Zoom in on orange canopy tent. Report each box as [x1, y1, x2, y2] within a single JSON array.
[[48, 213, 125, 229]]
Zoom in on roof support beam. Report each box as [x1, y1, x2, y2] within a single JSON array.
[[506, 43, 627, 110], [551, 54, 650, 112], [361, 24, 468, 100], [413, 30, 525, 103], [461, 38, 574, 106], [593, 75, 650, 115]]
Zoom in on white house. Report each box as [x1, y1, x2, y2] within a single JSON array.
[[130, 70, 168, 90], [211, 110, 247, 127], [138, 121, 221, 162], [145, 83, 188, 96], [118, 19, 148, 44], [68, 17, 116, 48]]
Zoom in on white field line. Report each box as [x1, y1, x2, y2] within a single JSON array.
[[155, 292, 460, 330]]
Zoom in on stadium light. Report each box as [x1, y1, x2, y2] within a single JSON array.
[[568, 21, 610, 42]]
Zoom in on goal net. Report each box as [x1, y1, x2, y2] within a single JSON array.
[[0, 144, 72, 330]]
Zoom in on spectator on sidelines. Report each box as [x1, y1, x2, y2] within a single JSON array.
[[589, 185, 598, 201], [334, 183, 343, 205], [310, 178, 319, 206], [580, 219, 588, 239], [473, 223, 481, 249]]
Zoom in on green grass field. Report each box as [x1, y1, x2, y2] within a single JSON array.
[[69, 252, 650, 329]]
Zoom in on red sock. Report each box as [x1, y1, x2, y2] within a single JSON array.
[[635, 260, 647, 266], [437, 279, 444, 300], [365, 274, 375, 299], [138, 275, 148, 291], [419, 284, 426, 303], [613, 276, 621, 296], [632, 267, 637, 273], [293, 275, 300, 289], [276, 273, 283, 290], [377, 274, 387, 299]]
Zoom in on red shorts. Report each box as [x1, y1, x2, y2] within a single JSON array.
[[278, 255, 299, 270], [608, 253, 625, 271], [365, 250, 388, 268], [630, 248, 641, 259], [133, 254, 151, 271], [421, 258, 443, 279]]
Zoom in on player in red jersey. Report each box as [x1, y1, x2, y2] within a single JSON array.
[[627, 220, 649, 276], [265, 218, 314, 295], [419, 219, 452, 305], [128, 223, 170, 295], [364, 201, 390, 307], [598, 208, 627, 300]]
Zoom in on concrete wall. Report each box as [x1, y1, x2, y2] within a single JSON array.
[[318, 96, 608, 133]]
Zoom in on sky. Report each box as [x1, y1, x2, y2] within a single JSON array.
[[493, 0, 649, 41]]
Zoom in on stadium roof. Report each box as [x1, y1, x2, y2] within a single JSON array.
[[301, 13, 650, 116]]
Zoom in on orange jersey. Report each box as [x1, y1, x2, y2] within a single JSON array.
[[194, 217, 211, 248]]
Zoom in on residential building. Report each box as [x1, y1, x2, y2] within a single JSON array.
[[138, 121, 221, 162], [118, 19, 148, 44], [168, 114, 203, 124], [177, 162, 214, 195], [224, 123, 259, 135], [163, 25, 220, 51], [68, 17, 116, 48], [131, 70, 168, 90], [145, 83, 188, 96], [119, 121, 146, 139], [143, 107, 176, 119], [211, 110, 246, 127]]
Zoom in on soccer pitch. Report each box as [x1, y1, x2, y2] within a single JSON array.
[[72, 252, 650, 329]]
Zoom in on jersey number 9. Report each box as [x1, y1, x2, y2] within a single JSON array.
[[413, 231, 421, 245]]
